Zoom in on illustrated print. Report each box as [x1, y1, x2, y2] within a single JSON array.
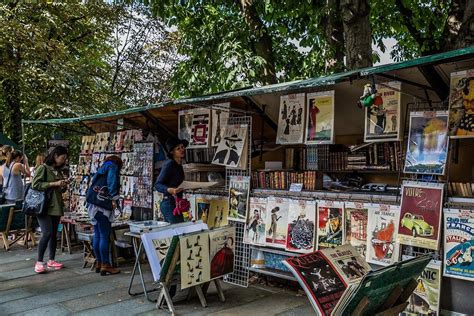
[[448, 70, 474, 138], [211, 102, 230, 146], [180, 232, 210, 289], [277, 93, 306, 144], [245, 198, 268, 245], [265, 197, 290, 248], [212, 124, 248, 168], [228, 176, 250, 222], [367, 205, 400, 265], [208, 198, 229, 229], [209, 227, 236, 279], [317, 203, 344, 249], [305, 91, 335, 144], [286, 200, 316, 253]]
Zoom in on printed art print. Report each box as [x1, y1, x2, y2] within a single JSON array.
[[207, 198, 229, 229], [178, 109, 194, 144], [178, 108, 211, 148], [228, 176, 250, 222], [245, 197, 268, 245], [209, 226, 236, 279], [286, 199, 316, 253], [212, 124, 248, 168], [180, 231, 211, 289], [398, 182, 444, 250], [343, 202, 370, 258], [366, 204, 400, 265], [265, 197, 290, 248], [316, 201, 344, 249], [404, 111, 449, 175], [211, 102, 230, 146], [277, 93, 306, 144], [364, 81, 401, 142], [448, 69, 474, 138], [443, 208, 474, 281], [195, 196, 212, 223], [305, 91, 335, 144]]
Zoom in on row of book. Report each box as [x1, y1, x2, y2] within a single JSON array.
[[186, 147, 217, 163], [448, 182, 474, 197], [251, 170, 321, 191]]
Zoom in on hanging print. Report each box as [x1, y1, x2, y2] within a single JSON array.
[[180, 231, 211, 289], [209, 226, 236, 279], [212, 124, 248, 168], [364, 81, 401, 142], [343, 202, 370, 258], [398, 182, 444, 250], [404, 111, 449, 175], [207, 198, 229, 229], [316, 201, 344, 249], [245, 197, 268, 245], [366, 204, 400, 266], [178, 109, 194, 144], [443, 208, 474, 281], [286, 199, 316, 253], [211, 102, 230, 146], [265, 197, 290, 248], [277, 93, 306, 144], [195, 196, 212, 223], [228, 176, 250, 222], [305, 91, 335, 144], [448, 69, 474, 138]]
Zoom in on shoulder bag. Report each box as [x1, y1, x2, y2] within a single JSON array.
[[0, 163, 15, 204], [23, 166, 52, 217]]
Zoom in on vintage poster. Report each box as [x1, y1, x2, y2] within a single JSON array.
[[316, 201, 344, 249], [245, 197, 268, 245], [401, 259, 441, 316], [209, 226, 236, 279], [364, 81, 401, 142], [320, 244, 371, 283], [448, 69, 474, 138], [265, 197, 290, 248], [366, 204, 400, 266], [195, 196, 212, 223], [286, 199, 317, 253], [283, 251, 347, 315], [276, 93, 306, 144], [207, 198, 229, 229], [443, 208, 474, 281], [404, 111, 449, 175], [212, 124, 248, 169], [305, 91, 335, 144], [180, 231, 211, 289], [228, 176, 250, 222], [398, 182, 444, 250], [178, 109, 194, 144], [179, 108, 210, 148], [343, 202, 370, 258], [211, 102, 230, 146]]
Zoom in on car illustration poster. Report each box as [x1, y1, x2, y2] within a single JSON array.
[[228, 176, 250, 222], [286, 199, 317, 253], [344, 202, 370, 258], [443, 208, 474, 281], [366, 204, 400, 266], [404, 111, 449, 175], [277, 93, 306, 144], [305, 91, 335, 144], [316, 201, 344, 249], [265, 197, 290, 248], [364, 81, 401, 142], [448, 69, 474, 138], [398, 182, 444, 250], [245, 197, 268, 245]]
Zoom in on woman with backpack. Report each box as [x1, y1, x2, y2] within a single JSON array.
[[3, 149, 30, 205], [86, 155, 122, 276], [32, 146, 68, 273]]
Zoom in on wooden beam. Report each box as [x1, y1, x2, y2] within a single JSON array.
[[417, 65, 449, 100]]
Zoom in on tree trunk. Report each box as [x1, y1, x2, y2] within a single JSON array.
[[455, 0, 474, 49], [340, 0, 372, 69], [2, 79, 22, 144], [324, 0, 345, 72], [238, 0, 277, 84]]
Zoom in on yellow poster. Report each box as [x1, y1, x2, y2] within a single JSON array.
[[448, 69, 474, 138], [305, 91, 335, 144]]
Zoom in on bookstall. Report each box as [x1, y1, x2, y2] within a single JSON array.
[[22, 45, 474, 315]]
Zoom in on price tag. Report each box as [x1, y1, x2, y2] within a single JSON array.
[[289, 183, 303, 192]]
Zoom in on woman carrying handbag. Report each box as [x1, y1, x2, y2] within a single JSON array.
[[31, 146, 68, 274]]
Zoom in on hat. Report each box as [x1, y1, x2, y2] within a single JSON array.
[[165, 137, 189, 154], [224, 134, 242, 142], [271, 207, 280, 213]]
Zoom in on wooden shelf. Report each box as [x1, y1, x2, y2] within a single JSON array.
[[319, 169, 400, 174]]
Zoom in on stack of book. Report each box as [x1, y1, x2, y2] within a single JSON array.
[[252, 170, 320, 191], [186, 147, 217, 163], [448, 182, 474, 197]]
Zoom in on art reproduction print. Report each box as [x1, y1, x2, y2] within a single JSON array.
[[245, 197, 268, 245], [195, 197, 212, 223], [404, 111, 449, 175], [178, 109, 194, 144], [190, 108, 211, 148], [398, 182, 444, 250], [180, 231, 211, 289], [448, 69, 474, 138], [443, 208, 474, 281], [305, 91, 335, 144], [401, 260, 441, 316], [265, 197, 290, 248], [316, 201, 344, 249], [286, 199, 317, 253], [212, 124, 248, 168], [209, 226, 236, 279], [364, 81, 401, 142], [207, 198, 229, 229], [211, 102, 230, 146], [366, 204, 400, 265], [321, 244, 371, 283], [228, 176, 250, 222], [277, 93, 306, 144], [343, 202, 370, 258]]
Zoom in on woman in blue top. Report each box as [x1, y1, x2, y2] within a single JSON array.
[[2, 150, 30, 205], [154, 137, 188, 224], [86, 155, 122, 276]]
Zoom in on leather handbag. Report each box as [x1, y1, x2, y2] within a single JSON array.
[[22, 167, 51, 217]]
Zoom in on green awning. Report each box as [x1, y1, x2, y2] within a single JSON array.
[[0, 133, 18, 148]]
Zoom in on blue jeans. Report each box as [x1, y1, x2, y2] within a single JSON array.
[[93, 211, 111, 264], [161, 198, 184, 224]]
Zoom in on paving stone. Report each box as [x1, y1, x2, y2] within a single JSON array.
[[74, 298, 158, 315], [12, 303, 71, 316], [0, 289, 32, 304]]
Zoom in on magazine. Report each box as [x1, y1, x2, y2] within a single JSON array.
[[316, 201, 344, 249], [286, 199, 317, 253]]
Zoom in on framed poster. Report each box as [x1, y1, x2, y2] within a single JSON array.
[[448, 69, 474, 138], [228, 176, 250, 222], [285, 199, 316, 253], [343, 202, 370, 258], [180, 231, 211, 289], [245, 197, 268, 245], [212, 124, 248, 168], [443, 208, 474, 281], [305, 91, 335, 144], [316, 201, 344, 249], [366, 204, 400, 266], [276, 93, 306, 144], [265, 197, 290, 249], [209, 226, 236, 279], [364, 81, 401, 142], [404, 111, 449, 175], [211, 102, 230, 146], [398, 182, 444, 250]]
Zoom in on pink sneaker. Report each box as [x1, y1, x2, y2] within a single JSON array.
[[47, 260, 64, 270], [35, 262, 46, 273]]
